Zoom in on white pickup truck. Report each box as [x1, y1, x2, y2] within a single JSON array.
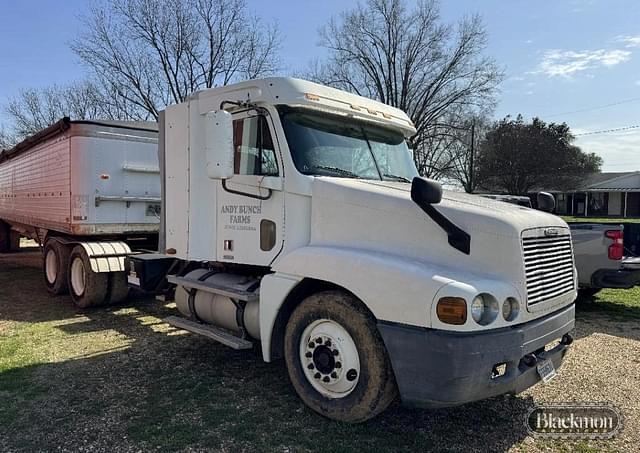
[[571, 223, 640, 297], [480, 194, 640, 297], [127, 77, 576, 422]]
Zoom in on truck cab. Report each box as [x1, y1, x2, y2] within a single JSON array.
[[128, 77, 576, 422]]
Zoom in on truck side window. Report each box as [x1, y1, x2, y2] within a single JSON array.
[[232, 116, 279, 176]]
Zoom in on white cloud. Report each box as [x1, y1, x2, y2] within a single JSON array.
[[524, 39, 534, 45], [576, 129, 640, 171], [535, 49, 631, 78], [616, 34, 640, 48]]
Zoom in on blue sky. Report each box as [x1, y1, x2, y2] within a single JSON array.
[[1, 0, 639, 171]]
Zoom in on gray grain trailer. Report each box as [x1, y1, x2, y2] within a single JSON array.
[[0, 118, 160, 307]]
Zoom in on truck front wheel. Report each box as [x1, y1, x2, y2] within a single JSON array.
[[44, 240, 70, 295], [68, 245, 108, 308], [284, 290, 397, 423]]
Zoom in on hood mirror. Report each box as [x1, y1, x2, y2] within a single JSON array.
[[411, 177, 442, 205], [537, 192, 556, 213]]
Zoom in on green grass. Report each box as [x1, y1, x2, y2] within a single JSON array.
[[561, 216, 640, 224], [1, 252, 638, 451], [577, 286, 640, 320]]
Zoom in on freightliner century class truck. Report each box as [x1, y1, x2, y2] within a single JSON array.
[[127, 77, 577, 422]]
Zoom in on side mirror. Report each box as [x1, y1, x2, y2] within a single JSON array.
[[537, 192, 556, 213], [204, 110, 234, 179], [411, 177, 442, 205]]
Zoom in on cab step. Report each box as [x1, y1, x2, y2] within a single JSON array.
[[164, 315, 253, 350], [167, 275, 259, 302]]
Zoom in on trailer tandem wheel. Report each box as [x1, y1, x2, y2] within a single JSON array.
[[44, 240, 70, 295], [68, 245, 109, 308], [0, 221, 20, 253]]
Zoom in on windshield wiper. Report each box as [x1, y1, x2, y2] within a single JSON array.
[[383, 173, 411, 182], [308, 165, 362, 178]]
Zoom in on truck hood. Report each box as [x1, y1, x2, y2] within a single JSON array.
[[309, 177, 569, 285]]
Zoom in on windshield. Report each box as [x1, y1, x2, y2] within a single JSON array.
[[279, 108, 418, 181]]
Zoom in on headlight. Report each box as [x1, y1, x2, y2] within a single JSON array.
[[471, 296, 485, 323], [471, 293, 499, 325], [502, 297, 520, 321]]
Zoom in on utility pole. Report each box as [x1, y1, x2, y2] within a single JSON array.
[[468, 122, 475, 193]]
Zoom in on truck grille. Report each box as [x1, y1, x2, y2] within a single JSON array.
[[522, 233, 575, 306]]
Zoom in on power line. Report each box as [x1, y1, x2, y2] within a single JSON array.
[[544, 97, 640, 118], [574, 124, 640, 136]]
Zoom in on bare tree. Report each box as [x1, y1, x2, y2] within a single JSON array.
[[446, 114, 490, 192], [4, 81, 141, 139], [72, 0, 281, 120], [310, 0, 502, 178], [0, 125, 15, 150]]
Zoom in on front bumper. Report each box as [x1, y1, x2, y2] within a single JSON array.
[[378, 303, 575, 408]]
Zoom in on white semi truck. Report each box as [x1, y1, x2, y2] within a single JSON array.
[[0, 118, 160, 307], [127, 78, 577, 422]]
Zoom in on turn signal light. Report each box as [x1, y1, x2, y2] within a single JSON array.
[[305, 93, 320, 101], [436, 297, 467, 325]]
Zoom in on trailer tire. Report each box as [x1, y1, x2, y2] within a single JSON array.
[[0, 222, 21, 252], [68, 245, 108, 308], [44, 240, 70, 295], [107, 272, 130, 305], [284, 290, 397, 423], [0, 221, 10, 253]]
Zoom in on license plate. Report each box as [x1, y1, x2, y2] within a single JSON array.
[[127, 275, 140, 286], [537, 358, 557, 383]]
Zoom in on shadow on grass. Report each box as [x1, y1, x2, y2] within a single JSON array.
[[0, 314, 536, 452], [576, 298, 640, 321], [571, 289, 640, 342], [0, 250, 538, 451], [0, 267, 535, 451]]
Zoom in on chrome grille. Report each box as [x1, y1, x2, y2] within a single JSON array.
[[522, 233, 574, 306]]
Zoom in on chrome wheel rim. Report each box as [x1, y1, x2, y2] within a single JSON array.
[[299, 319, 360, 399]]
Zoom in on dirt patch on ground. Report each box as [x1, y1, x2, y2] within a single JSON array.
[[1, 250, 638, 452]]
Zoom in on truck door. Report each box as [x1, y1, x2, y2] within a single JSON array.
[[215, 111, 284, 266]]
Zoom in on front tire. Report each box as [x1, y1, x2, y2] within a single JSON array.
[[44, 240, 70, 295], [68, 245, 108, 308], [284, 290, 397, 423]]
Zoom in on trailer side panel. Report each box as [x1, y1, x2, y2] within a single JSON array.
[[0, 132, 72, 234]]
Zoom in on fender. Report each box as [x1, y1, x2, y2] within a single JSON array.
[[272, 246, 455, 326], [49, 237, 131, 273], [258, 246, 454, 361], [259, 245, 527, 361]]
